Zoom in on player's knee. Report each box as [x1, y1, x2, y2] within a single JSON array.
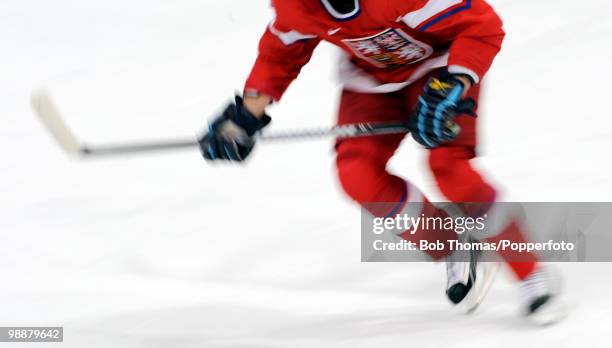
[[428, 146, 495, 202], [336, 156, 385, 204], [335, 138, 408, 205], [428, 146, 475, 177]]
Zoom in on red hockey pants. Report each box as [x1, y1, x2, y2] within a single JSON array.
[[335, 71, 536, 279]]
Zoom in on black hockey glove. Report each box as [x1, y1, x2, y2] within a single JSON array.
[[409, 71, 477, 149], [198, 96, 271, 162]]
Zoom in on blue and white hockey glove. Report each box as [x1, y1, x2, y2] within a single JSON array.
[[198, 96, 271, 162], [409, 72, 477, 149]]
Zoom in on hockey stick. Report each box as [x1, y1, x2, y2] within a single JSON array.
[[31, 88, 410, 158]]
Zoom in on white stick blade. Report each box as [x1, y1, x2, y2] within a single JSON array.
[[31, 88, 82, 156]]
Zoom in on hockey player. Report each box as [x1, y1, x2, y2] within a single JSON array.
[[198, 0, 565, 324]]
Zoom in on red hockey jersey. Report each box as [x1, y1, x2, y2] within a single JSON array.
[[245, 0, 505, 101]]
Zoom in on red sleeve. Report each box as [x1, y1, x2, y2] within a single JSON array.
[[400, 0, 505, 84], [244, 20, 320, 102]]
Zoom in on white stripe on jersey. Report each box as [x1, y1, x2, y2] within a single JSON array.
[[268, 20, 317, 46], [448, 65, 481, 84], [400, 0, 464, 28], [338, 53, 449, 93]]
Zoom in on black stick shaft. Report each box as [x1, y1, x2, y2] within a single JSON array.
[[79, 122, 410, 157]]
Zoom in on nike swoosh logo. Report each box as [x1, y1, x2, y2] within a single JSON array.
[[328, 28, 341, 35]]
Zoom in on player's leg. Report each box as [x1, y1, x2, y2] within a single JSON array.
[[335, 89, 457, 260], [421, 81, 539, 277], [389, 74, 497, 311], [408, 72, 564, 322]]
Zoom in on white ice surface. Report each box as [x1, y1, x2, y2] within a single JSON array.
[[1, 0, 612, 346]]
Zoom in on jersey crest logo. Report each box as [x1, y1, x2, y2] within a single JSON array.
[[342, 29, 433, 68]]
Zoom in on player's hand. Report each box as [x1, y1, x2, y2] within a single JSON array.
[[198, 96, 271, 162], [409, 71, 477, 149]]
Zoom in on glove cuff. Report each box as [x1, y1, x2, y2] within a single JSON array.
[[231, 96, 271, 136]]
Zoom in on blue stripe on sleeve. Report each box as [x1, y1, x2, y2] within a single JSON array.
[[419, 0, 472, 32]]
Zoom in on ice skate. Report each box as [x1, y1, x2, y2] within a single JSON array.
[[520, 266, 568, 325], [446, 245, 500, 313]]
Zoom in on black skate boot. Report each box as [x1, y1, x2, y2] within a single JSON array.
[[446, 241, 500, 313]]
